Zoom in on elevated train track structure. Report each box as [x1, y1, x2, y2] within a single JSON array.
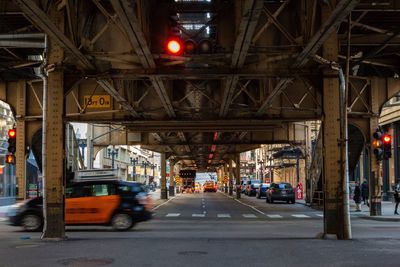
[[1, 0, 400, 239]]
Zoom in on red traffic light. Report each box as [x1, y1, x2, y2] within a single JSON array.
[[382, 134, 391, 144], [166, 37, 183, 55], [8, 128, 16, 138], [5, 154, 15, 164]]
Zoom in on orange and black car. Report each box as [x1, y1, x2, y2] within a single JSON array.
[[8, 180, 152, 231]]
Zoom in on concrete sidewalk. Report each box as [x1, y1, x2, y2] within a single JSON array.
[[298, 198, 400, 221]]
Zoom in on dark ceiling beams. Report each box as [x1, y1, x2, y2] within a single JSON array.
[[256, 0, 360, 117], [219, 0, 264, 117], [15, 0, 142, 119]]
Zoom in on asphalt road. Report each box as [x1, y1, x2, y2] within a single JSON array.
[[0, 191, 399, 267]]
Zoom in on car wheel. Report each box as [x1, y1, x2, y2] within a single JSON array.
[[111, 213, 133, 231], [266, 197, 269, 203], [257, 194, 260, 199], [21, 213, 42, 232], [270, 198, 274, 203], [291, 199, 296, 204]]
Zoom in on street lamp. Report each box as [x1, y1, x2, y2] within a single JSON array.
[[258, 160, 264, 183], [142, 160, 150, 185], [130, 157, 139, 181], [268, 155, 274, 183], [107, 147, 119, 169]]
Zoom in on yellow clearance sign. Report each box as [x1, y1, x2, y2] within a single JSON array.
[[84, 95, 111, 108]]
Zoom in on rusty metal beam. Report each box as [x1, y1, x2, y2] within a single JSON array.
[[219, 0, 264, 117], [96, 79, 140, 118], [15, 0, 94, 69], [111, 0, 176, 118], [294, 0, 360, 68], [256, 0, 359, 117]]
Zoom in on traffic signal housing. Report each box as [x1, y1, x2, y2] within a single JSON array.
[[372, 129, 383, 161], [7, 128, 16, 154], [382, 133, 392, 159]]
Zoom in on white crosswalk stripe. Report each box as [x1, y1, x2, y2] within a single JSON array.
[[166, 213, 180, 217], [291, 214, 310, 218], [192, 214, 205, 217], [217, 214, 231, 218], [267, 214, 283, 218], [242, 214, 257, 218], [316, 214, 323, 217]]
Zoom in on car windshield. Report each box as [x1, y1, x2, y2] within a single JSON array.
[[278, 183, 292, 189]]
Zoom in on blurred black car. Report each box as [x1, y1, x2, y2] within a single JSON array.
[[266, 182, 295, 204], [8, 180, 152, 231], [256, 183, 270, 199]]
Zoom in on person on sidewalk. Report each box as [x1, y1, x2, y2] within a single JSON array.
[[353, 182, 362, 212], [361, 180, 369, 207], [394, 181, 400, 215]]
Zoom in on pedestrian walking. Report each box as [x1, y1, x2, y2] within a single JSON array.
[[361, 180, 369, 207], [394, 181, 400, 215], [353, 182, 362, 212]]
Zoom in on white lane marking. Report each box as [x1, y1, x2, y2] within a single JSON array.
[[267, 214, 283, 219], [192, 214, 205, 217], [152, 195, 177, 211], [316, 214, 323, 217], [217, 214, 231, 218], [292, 214, 310, 218], [203, 211, 207, 214], [242, 214, 257, 218], [166, 213, 180, 217]]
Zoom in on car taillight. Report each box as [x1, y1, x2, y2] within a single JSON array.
[[292, 189, 295, 193], [271, 189, 275, 193]]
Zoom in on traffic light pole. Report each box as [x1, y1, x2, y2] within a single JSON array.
[[370, 78, 384, 216], [15, 81, 27, 200]]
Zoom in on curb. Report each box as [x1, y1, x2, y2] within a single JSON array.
[[358, 215, 400, 222]]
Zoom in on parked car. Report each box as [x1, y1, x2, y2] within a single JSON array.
[[8, 180, 152, 231], [266, 182, 295, 204], [245, 180, 260, 196], [240, 180, 248, 193], [256, 183, 270, 199]]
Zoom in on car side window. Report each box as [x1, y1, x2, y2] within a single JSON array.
[[66, 184, 87, 198], [92, 184, 110, 196]]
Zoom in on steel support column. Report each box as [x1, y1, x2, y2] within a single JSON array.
[[15, 81, 26, 200], [322, 7, 346, 238], [229, 158, 233, 196], [369, 78, 383, 215], [235, 153, 241, 199], [224, 164, 228, 193], [41, 64, 65, 238], [160, 153, 167, 199], [169, 159, 175, 197]]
